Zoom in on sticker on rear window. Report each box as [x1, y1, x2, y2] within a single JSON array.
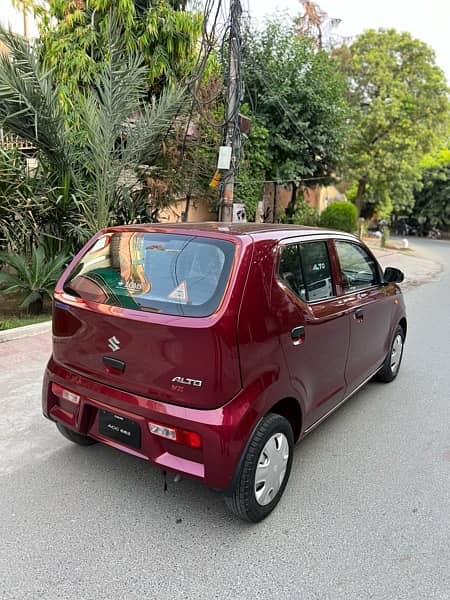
[[168, 281, 188, 303]]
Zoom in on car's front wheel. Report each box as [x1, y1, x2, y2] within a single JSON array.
[[56, 422, 97, 446], [376, 325, 405, 383], [225, 413, 294, 522]]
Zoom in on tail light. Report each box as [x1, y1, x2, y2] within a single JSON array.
[[51, 383, 80, 405], [148, 421, 202, 449]]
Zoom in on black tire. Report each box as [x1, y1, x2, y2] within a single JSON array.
[[56, 422, 97, 446], [225, 413, 294, 522], [376, 325, 405, 383]]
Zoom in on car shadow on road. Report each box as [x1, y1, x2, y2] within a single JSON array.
[[3, 377, 395, 539]]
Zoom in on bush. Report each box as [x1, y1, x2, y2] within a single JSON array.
[[278, 197, 320, 226], [0, 247, 69, 314], [320, 201, 357, 233]]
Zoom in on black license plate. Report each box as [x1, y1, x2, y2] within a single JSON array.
[[98, 410, 141, 449]]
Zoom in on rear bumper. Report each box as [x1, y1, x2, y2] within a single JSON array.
[[42, 357, 259, 490]]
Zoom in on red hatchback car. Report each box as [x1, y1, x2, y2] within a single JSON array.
[[43, 223, 406, 521]]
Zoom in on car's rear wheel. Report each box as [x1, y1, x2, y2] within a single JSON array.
[[376, 325, 405, 383], [225, 413, 294, 522], [56, 422, 97, 446]]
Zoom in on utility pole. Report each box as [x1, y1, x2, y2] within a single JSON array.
[[218, 0, 242, 222]]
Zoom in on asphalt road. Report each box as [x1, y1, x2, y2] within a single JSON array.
[[0, 238, 449, 600]]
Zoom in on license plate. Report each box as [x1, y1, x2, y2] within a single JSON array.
[[98, 410, 141, 449]]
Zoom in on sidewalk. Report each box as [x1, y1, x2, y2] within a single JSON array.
[[366, 239, 443, 290]]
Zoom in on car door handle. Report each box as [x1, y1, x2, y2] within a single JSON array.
[[354, 308, 364, 320], [291, 326, 305, 342]]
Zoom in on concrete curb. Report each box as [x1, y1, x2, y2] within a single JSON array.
[[0, 320, 52, 344]]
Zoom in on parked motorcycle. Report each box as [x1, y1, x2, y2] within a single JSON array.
[[428, 227, 441, 239]]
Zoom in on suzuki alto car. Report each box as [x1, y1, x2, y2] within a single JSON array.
[[43, 223, 406, 521]]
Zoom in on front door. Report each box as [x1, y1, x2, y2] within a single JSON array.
[[333, 240, 394, 393]]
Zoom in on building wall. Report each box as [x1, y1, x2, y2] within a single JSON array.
[[158, 197, 217, 223], [262, 182, 347, 222], [0, 1, 40, 39]]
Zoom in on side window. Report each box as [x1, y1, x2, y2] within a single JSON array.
[[299, 241, 334, 302], [278, 244, 306, 301], [335, 241, 379, 292]]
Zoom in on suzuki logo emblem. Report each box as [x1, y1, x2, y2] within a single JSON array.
[[108, 336, 120, 352]]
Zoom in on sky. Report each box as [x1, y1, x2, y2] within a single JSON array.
[[247, 0, 450, 83], [1, 0, 449, 82]]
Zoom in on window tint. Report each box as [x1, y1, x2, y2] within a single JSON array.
[[278, 241, 333, 302], [278, 244, 306, 301], [64, 232, 235, 317], [299, 241, 334, 301], [335, 241, 379, 292]]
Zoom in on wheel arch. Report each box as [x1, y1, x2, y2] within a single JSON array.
[[224, 394, 303, 497], [269, 396, 303, 442]]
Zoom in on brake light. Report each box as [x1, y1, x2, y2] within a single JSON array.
[[51, 383, 80, 405], [148, 421, 202, 449]]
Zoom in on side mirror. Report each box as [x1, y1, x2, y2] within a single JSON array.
[[383, 267, 404, 284]]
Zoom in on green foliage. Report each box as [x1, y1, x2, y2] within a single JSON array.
[[243, 20, 349, 184], [335, 29, 450, 217], [278, 196, 319, 226], [420, 148, 450, 170], [413, 152, 450, 227], [0, 148, 71, 256], [149, 87, 224, 220], [236, 115, 269, 220], [0, 26, 184, 246], [29, 0, 202, 110], [320, 201, 357, 233], [0, 246, 68, 313], [0, 313, 52, 331]]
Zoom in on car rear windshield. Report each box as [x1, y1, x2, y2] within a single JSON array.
[[64, 232, 235, 317]]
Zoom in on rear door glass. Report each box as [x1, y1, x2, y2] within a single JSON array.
[[64, 232, 235, 317], [299, 241, 334, 302], [278, 244, 306, 301], [278, 241, 334, 303]]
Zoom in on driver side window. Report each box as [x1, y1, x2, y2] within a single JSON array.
[[335, 241, 379, 292]]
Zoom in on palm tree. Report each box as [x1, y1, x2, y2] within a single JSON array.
[[0, 21, 185, 244]]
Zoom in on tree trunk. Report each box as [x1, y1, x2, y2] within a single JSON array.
[[272, 182, 278, 223], [355, 177, 367, 214], [285, 182, 298, 221], [27, 297, 43, 316]]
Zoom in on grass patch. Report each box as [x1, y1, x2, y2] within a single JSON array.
[[0, 313, 52, 331]]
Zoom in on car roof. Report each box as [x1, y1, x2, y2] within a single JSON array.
[[106, 222, 357, 242]]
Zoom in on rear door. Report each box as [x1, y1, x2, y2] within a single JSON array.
[[275, 238, 350, 428], [333, 239, 393, 393]]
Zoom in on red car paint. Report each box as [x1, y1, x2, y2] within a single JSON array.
[[42, 223, 406, 491]]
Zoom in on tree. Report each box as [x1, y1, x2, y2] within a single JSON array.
[[0, 26, 184, 249], [242, 21, 349, 215], [236, 110, 269, 221], [335, 29, 450, 217], [413, 149, 450, 228], [15, 0, 202, 109]]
